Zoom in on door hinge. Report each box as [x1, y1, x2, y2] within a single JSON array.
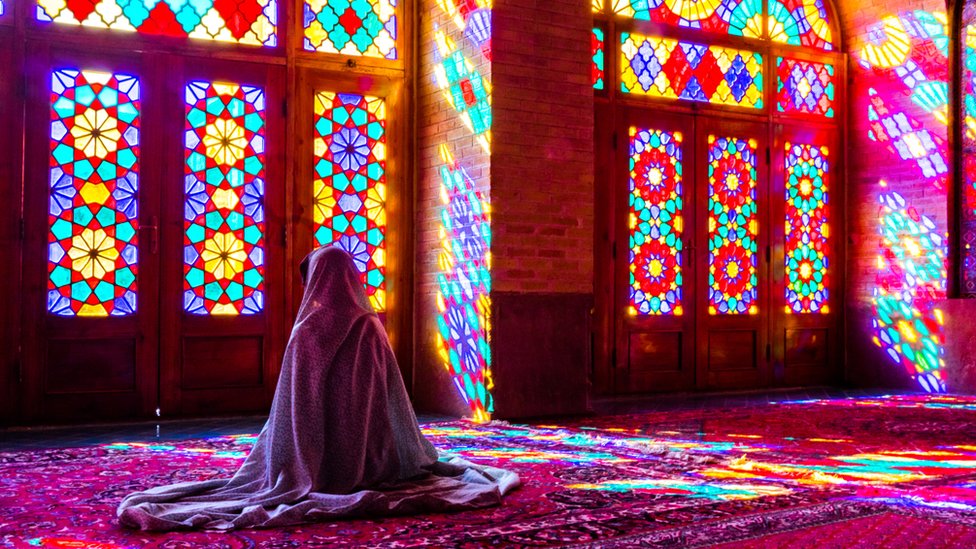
[[612, 132, 618, 150], [765, 146, 771, 166], [611, 347, 617, 368], [281, 226, 289, 248], [611, 241, 616, 260], [18, 218, 25, 241], [766, 245, 771, 263], [765, 343, 771, 361], [282, 99, 288, 118]]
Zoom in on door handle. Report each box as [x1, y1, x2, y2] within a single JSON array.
[[139, 216, 159, 255]]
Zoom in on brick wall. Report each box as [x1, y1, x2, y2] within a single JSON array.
[[413, 0, 492, 415], [836, 0, 949, 388], [491, 0, 594, 294], [413, 0, 593, 417]]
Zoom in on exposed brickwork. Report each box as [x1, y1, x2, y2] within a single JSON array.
[[492, 0, 594, 294], [413, 0, 593, 416], [413, 0, 492, 415], [837, 0, 948, 388]]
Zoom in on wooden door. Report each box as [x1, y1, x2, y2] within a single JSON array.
[[21, 45, 161, 421], [0, 30, 23, 423], [771, 123, 841, 386], [614, 110, 696, 393], [157, 59, 286, 416], [694, 118, 770, 390]]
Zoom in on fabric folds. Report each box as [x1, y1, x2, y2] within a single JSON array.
[[118, 247, 518, 531]]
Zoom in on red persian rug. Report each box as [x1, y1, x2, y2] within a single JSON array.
[[3, 394, 976, 547]]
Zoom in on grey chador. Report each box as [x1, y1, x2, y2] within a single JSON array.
[[118, 246, 519, 531]]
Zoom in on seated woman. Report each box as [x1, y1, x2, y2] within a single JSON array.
[[118, 246, 519, 531]]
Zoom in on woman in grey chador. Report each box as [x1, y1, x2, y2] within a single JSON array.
[[118, 246, 519, 531]]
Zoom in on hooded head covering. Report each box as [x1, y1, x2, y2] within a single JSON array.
[[297, 246, 374, 323]]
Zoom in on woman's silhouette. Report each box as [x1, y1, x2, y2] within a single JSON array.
[[118, 246, 518, 531]]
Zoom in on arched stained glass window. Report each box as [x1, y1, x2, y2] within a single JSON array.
[[35, 0, 277, 46]]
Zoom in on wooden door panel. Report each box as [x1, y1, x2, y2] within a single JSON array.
[[0, 30, 21, 424], [158, 59, 286, 416], [772, 123, 840, 386], [21, 44, 160, 421], [614, 110, 696, 393], [695, 118, 770, 390]]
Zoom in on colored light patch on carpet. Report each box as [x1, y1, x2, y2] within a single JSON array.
[[774, 393, 976, 411], [5, 394, 976, 547]]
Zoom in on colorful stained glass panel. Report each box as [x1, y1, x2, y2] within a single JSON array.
[[785, 142, 829, 314], [183, 81, 266, 316], [612, 0, 763, 38], [592, 27, 605, 90], [768, 0, 834, 50], [313, 91, 387, 311], [629, 127, 683, 315], [777, 57, 835, 118], [48, 69, 140, 317], [708, 135, 758, 315], [36, 0, 276, 46], [303, 0, 397, 59], [621, 32, 763, 108]]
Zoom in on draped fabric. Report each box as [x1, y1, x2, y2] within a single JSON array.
[[118, 247, 519, 531]]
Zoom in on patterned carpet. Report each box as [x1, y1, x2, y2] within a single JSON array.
[[3, 394, 976, 547]]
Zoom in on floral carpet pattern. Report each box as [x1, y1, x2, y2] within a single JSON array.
[[3, 394, 976, 547]]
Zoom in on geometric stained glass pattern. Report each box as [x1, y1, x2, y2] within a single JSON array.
[[707, 135, 758, 315], [784, 142, 829, 314], [434, 30, 491, 152], [36, 0, 277, 46], [183, 81, 266, 315], [48, 69, 140, 317], [313, 91, 387, 311], [873, 191, 946, 393], [593, 27, 605, 90], [776, 57, 835, 118], [621, 32, 763, 109], [867, 87, 948, 183], [612, 0, 763, 38], [436, 144, 493, 423], [303, 0, 397, 59], [768, 0, 834, 50], [629, 127, 683, 316]]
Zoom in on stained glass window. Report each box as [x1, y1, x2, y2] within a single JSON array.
[[620, 32, 763, 108], [48, 69, 140, 317], [313, 91, 387, 311], [183, 81, 266, 316], [612, 0, 762, 38], [36, 0, 277, 46], [592, 27, 605, 90], [707, 135, 758, 315], [303, 0, 397, 59], [776, 57, 835, 117], [629, 127, 683, 315], [768, 0, 834, 50], [785, 142, 829, 314], [593, 0, 604, 13]]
